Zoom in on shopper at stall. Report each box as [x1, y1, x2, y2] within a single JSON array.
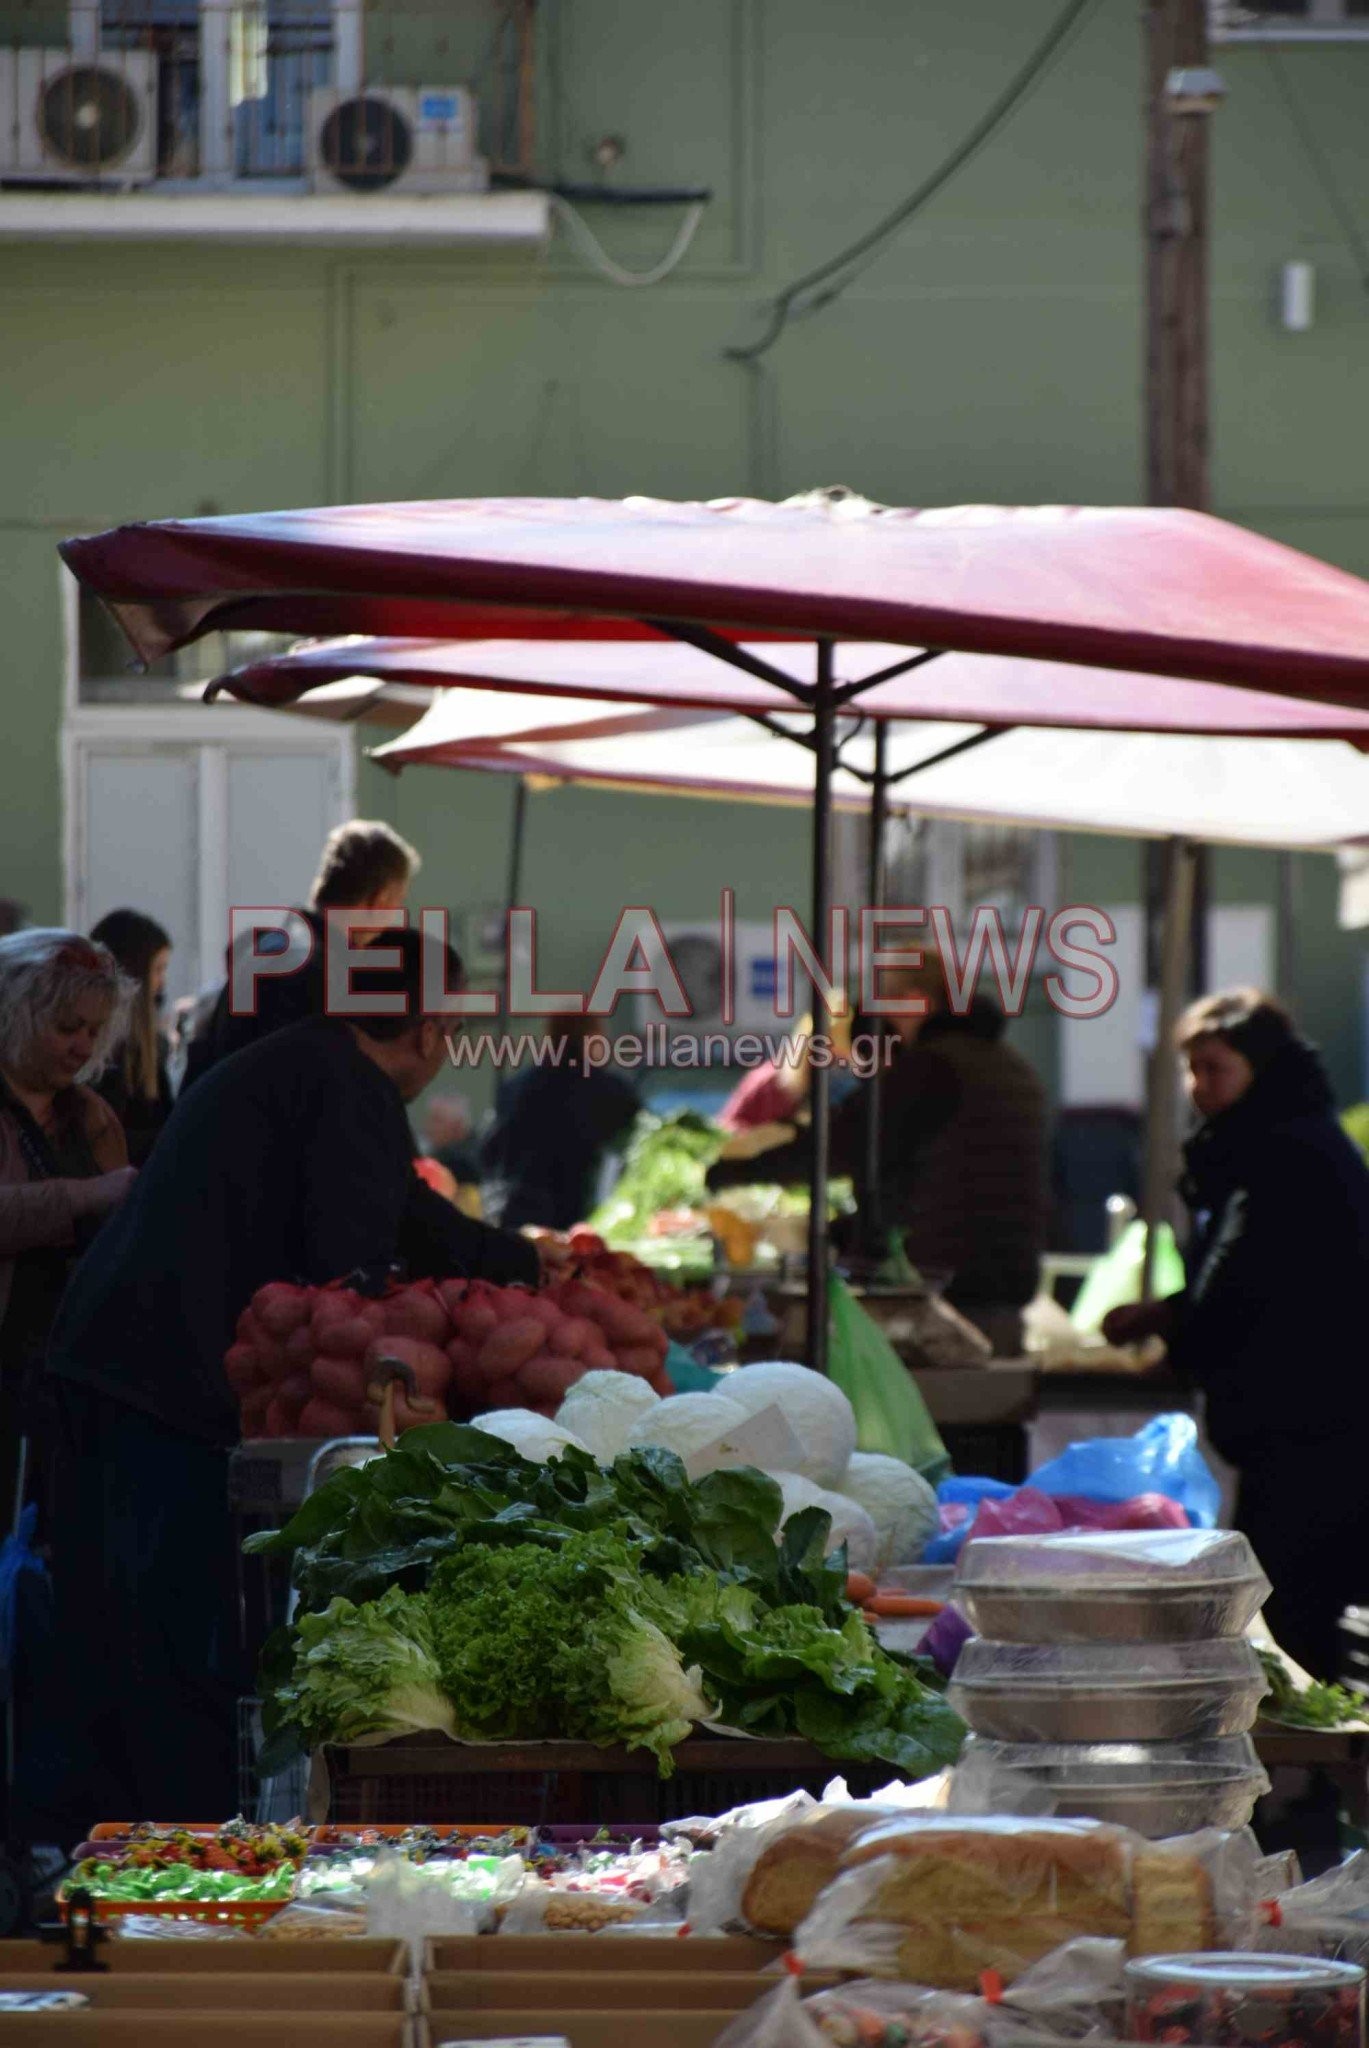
[[481, 1011, 642, 1232], [182, 817, 420, 1084], [1103, 988, 1369, 1680], [709, 954, 1047, 1354], [717, 1005, 862, 1135], [90, 909, 175, 1165], [22, 927, 538, 1846], [0, 931, 135, 1532]]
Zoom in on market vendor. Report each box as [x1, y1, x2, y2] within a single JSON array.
[[182, 817, 420, 1084], [20, 928, 538, 1849], [1104, 988, 1369, 1681], [708, 956, 1047, 1355], [481, 1011, 641, 1231], [717, 1006, 857, 1131]]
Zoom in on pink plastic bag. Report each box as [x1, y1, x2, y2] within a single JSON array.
[[966, 1486, 1188, 1545]]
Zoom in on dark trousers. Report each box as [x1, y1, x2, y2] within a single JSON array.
[[1234, 1445, 1369, 1684], [16, 1381, 242, 1847]]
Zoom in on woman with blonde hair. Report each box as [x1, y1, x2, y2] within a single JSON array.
[[0, 930, 136, 1526], [91, 909, 174, 1165]]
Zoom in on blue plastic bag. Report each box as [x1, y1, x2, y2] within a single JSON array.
[[1028, 1414, 1219, 1529], [0, 1504, 47, 1701]]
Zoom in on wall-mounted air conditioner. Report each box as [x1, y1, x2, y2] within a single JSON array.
[[0, 47, 157, 184], [307, 85, 488, 195], [634, 921, 791, 1045]]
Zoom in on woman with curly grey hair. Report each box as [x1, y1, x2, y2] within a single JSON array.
[[0, 930, 137, 1528]]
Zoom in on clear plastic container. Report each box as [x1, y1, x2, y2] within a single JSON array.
[[953, 1529, 1270, 1643], [948, 1638, 1268, 1742], [950, 1734, 1270, 1838], [1126, 1953, 1364, 2048]]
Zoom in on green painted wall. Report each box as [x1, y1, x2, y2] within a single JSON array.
[[3, 0, 1367, 1109]]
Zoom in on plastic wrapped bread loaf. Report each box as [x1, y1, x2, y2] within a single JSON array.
[[788, 1816, 1214, 1992]]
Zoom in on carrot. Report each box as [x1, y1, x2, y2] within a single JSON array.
[[845, 1571, 878, 1607], [863, 1594, 944, 1619]]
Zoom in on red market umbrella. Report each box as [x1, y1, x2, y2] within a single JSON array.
[[212, 634, 1369, 740], [62, 495, 1369, 707], [63, 491, 1369, 1369]]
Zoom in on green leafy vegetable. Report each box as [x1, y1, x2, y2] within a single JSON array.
[[426, 1529, 710, 1772], [250, 1425, 965, 1778], [590, 1110, 727, 1244], [1258, 1646, 1365, 1730], [260, 1584, 455, 1770]]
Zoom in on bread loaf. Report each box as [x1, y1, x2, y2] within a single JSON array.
[[828, 1819, 1212, 1991], [742, 1806, 892, 1937]]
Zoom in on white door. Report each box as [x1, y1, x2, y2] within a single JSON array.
[[1058, 903, 1273, 1109], [68, 725, 354, 1000]]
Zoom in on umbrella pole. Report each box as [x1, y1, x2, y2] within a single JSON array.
[[806, 638, 836, 1374], [1139, 836, 1197, 1302], [504, 778, 528, 976], [861, 721, 889, 1256]]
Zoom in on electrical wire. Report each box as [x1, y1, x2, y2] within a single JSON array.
[[727, 0, 1105, 363], [548, 192, 706, 285], [1262, 44, 1369, 290]]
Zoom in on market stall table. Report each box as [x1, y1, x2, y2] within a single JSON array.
[[317, 1735, 901, 1828]]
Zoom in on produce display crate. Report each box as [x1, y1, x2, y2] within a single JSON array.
[[0, 1973, 410, 2011], [422, 1970, 770, 2012], [322, 1735, 891, 1826], [0, 1936, 406, 1975], [0, 2017, 417, 2046], [420, 2009, 738, 2048], [425, 1935, 783, 1973], [55, 1894, 288, 1931]]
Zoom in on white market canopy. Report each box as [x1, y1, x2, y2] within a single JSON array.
[[371, 692, 1369, 853]]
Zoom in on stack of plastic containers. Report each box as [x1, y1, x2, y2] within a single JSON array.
[[948, 1529, 1273, 1836]]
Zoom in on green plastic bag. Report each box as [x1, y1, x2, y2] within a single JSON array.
[[1070, 1219, 1186, 1334], [827, 1274, 952, 1484]]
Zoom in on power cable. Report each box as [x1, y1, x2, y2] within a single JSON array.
[[548, 192, 706, 286], [727, 0, 1105, 363]]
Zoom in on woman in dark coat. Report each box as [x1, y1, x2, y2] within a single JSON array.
[[1106, 989, 1369, 1680]]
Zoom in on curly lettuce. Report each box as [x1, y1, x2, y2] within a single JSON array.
[[260, 1585, 455, 1768], [427, 1530, 711, 1773]]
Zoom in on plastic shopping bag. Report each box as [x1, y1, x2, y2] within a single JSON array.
[[0, 1503, 47, 1701], [1029, 1413, 1220, 1528], [1070, 1219, 1185, 1332], [827, 1275, 951, 1482]]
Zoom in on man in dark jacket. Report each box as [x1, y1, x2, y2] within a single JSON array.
[[481, 1013, 641, 1231], [1106, 989, 1369, 1679], [23, 928, 536, 1845], [710, 963, 1048, 1353], [183, 817, 419, 1085]]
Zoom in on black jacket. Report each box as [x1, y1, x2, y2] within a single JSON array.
[[1168, 1038, 1369, 1460], [709, 998, 1047, 1308], [48, 1017, 538, 1445], [481, 1064, 641, 1232], [182, 910, 328, 1089], [96, 1049, 175, 1167]]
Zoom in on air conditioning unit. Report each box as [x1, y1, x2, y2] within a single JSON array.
[[0, 48, 157, 184], [307, 85, 488, 195], [635, 922, 789, 1046]]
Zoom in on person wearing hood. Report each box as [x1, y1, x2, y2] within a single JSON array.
[[1105, 989, 1369, 1680], [709, 955, 1048, 1355]]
